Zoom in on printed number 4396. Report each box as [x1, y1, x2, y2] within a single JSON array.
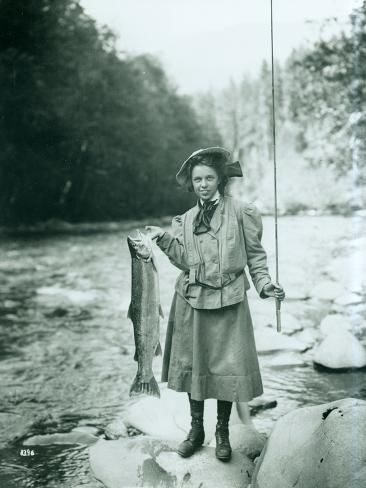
[[20, 449, 35, 456]]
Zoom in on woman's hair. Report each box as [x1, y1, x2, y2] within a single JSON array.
[[186, 153, 229, 194]]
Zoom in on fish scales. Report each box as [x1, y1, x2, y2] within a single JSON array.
[[127, 231, 162, 397]]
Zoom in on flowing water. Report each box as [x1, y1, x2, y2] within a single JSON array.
[[0, 216, 365, 487]]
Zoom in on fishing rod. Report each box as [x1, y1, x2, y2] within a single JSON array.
[[270, 0, 282, 332]]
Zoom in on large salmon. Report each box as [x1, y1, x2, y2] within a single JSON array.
[[127, 230, 162, 397]]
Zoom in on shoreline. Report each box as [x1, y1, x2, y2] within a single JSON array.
[[0, 210, 364, 237]]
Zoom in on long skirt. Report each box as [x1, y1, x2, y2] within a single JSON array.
[[161, 292, 263, 402]]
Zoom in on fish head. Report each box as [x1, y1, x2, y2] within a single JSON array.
[[127, 230, 153, 260]]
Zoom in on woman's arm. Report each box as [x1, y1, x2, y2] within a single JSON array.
[[146, 217, 189, 271], [241, 203, 272, 298]]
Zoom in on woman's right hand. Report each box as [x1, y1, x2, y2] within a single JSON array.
[[145, 225, 164, 240]]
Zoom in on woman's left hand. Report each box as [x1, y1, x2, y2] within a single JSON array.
[[262, 282, 285, 301]]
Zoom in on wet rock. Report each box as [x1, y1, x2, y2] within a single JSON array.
[[313, 330, 366, 370], [45, 307, 69, 318], [251, 398, 366, 488], [254, 326, 307, 353], [105, 418, 128, 440], [209, 424, 266, 460], [249, 398, 278, 416], [23, 431, 99, 446], [312, 281, 343, 301], [319, 314, 352, 336]]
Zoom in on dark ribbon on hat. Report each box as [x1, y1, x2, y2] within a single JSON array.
[[225, 161, 242, 177], [193, 199, 219, 235]]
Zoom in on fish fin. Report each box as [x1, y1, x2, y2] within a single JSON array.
[[155, 341, 162, 356], [129, 375, 140, 397], [127, 303, 132, 319], [159, 305, 164, 318], [148, 376, 160, 398], [133, 349, 138, 362], [129, 375, 160, 398]]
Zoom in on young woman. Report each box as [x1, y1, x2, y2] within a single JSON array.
[[146, 147, 285, 462]]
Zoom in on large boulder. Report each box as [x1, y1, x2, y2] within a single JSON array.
[[319, 314, 352, 336], [313, 329, 366, 369], [251, 398, 366, 488], [90, 436, 254, 488]]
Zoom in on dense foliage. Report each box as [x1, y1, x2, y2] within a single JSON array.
[[198, 2, 366, 213], [0, 0, 221, 224]]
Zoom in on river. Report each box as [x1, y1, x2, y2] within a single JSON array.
[[0, 215, 365, 487]]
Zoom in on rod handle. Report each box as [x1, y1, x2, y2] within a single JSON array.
[[276, 297, 281, 333]]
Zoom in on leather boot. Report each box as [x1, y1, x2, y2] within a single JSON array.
[[215, 400, 232, 461], [177, 394, 204, 458]]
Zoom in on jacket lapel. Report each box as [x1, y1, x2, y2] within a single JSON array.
[[209, 198, 224, 234]]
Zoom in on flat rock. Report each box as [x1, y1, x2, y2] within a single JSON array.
[[251, 398, 366, 488], [24, 431, 99, 446], [254, 326, 307, 353], [313, 329, 366, 369], [208, 424, 266, 459], [90, 436, 254, 488], [157, 448, 254, 488], [312, 281, 343, 301], [90, 437, 177, 488]]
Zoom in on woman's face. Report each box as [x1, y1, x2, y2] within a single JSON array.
[[191, 164, 220, 201]]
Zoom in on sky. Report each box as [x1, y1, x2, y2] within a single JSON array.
[[80, 0, 360, 94]]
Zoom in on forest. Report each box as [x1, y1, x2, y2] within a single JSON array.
[[0, 0, 365, 224]]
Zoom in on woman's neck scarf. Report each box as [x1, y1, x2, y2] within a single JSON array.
[[193, 197, 219, 235]]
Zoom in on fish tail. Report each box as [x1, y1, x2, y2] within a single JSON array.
[[129, 374, 160, 398]]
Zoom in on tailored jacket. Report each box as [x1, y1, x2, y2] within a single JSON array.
[[156, 196, 272, 310]]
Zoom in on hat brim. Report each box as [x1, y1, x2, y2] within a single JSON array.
[[176, 147, 242, 186]]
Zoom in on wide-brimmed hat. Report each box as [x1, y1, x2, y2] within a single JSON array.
[[176, 147, 242, 186]]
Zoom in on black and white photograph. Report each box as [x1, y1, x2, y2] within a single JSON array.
[[0, 1, 365, 487]]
